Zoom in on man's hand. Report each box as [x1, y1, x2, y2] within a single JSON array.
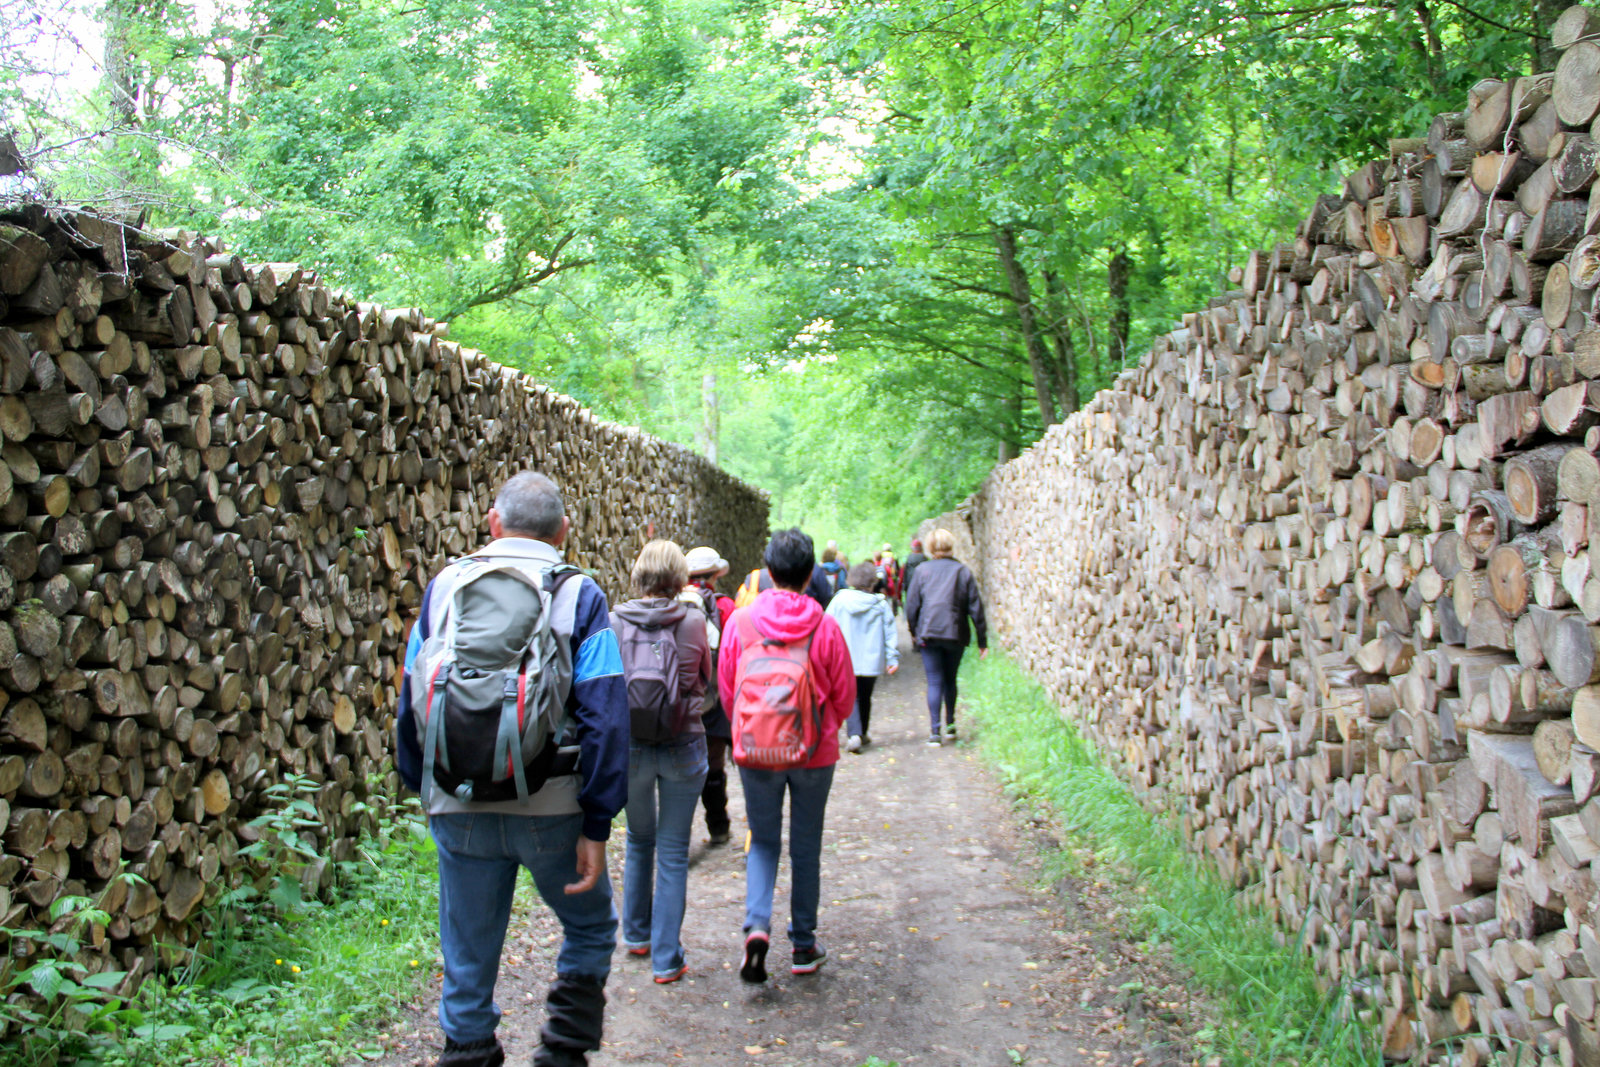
[[566, 837, 606, 894], [887, 664, 899, 675], [979, 647, 990, 660]]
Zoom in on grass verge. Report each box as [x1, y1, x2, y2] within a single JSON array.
[[4, 789, 439, 1067], [959, 651, 1382, 1067]]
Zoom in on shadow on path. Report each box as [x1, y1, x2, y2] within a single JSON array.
[[363, 623, 1197, 1067]]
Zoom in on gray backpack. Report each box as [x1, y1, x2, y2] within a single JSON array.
[[612, 611, 684, 743], [407, 556, 581, 803]]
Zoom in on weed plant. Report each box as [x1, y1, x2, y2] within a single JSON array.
[[959, 652, 1383, 1067], [1, 781, 440, 1067]]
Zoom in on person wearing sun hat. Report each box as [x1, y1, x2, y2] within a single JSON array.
[[683, 546, 736, 844]]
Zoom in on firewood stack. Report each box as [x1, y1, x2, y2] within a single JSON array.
[[930, 8, 1600, 1063], [0, 205, 767, 1002]]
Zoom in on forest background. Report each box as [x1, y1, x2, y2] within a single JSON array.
[[0, 0, 1568, 556]]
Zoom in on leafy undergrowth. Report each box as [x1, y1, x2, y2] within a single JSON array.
[[2, 783, 439, 1067], [959, 652, 1382, 1067]]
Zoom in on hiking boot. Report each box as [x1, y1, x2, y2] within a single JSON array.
[[846, 735, 863, 753], [653, 962, 689, 984], [708, 827, 731, 845], [437, 1036, 505, 1067], [791, 945, 827, 975], [926, 734, 942, 747], [740, 930, 769, 983]]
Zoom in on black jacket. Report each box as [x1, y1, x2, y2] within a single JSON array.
[[904, 558, 986, 649]]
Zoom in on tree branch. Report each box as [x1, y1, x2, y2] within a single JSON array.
[[442, 231, 593, 320]]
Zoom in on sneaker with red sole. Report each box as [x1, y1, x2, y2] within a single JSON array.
[[791, 944, 827, 975], [623, 942, 649, 957], [653, 963, 688, 984], [739, 930, 769, 983]]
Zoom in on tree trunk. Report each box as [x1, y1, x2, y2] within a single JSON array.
[[993, 226, 1058, 429], [999, 370, 1022, 463], [699, 372, 719, 466], [1043, 270, 1080, 416], [1108, 247, 1132, 371], [103, 0, 138, 129]]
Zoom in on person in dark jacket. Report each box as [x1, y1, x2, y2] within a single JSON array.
[[902, 539, 928, 594], [903, 527, 987, 746], [396, 472, 627, 1067], [612, 540, 712, 984], [684, 547, 735, 844]]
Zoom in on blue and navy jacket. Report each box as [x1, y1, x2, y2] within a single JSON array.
[[395, 536, 628, 842]]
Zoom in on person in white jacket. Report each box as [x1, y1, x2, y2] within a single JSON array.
[[824, 561, 899, 751]]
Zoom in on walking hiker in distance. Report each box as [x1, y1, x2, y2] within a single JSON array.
[[904, 527, 987, 747], [611, 540, 712, 984], [826, 560, 899, 753], [718, 528, 854, 982], [902, 538, 927, 595], [684, 546, 736, 845], [878, 544, 903, 615], [735, 543, 838, 610], [396, 472, 628, 1067]]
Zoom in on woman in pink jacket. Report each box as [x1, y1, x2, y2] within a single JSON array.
[[717, 528, 855, 984]]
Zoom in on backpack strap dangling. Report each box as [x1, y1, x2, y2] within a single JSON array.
[[420, 661, 451, 806], [494, 672, 528, 801]]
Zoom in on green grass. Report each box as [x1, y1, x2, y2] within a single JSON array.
[[958, 652, 1383, 1067], [2, 789, 441, 1067]]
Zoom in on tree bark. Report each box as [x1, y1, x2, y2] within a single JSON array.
[[1108, 247, 1132, 371], [993, 225, 1058, 429], [1043, 270, 1080, 416], [102, 0, 138, 129]]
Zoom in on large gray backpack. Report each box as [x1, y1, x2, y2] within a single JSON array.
[[407, 556, 581, 803]]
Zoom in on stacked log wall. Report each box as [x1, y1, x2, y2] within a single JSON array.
[[932, 12, 1600, 1063], [0, 207, 767, 996]]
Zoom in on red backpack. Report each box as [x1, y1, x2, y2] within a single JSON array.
[[730, 612, 825, 770]]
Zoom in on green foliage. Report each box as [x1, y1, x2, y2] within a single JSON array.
[[3, 0, 1568, 552], [0, 892, 133, 1063], [0, 786, 438, 1067], [959, 652, 1382, 1067]]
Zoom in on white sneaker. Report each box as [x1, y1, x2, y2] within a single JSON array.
[[943, 723, 957, 740], [847, 735, 863, 753]]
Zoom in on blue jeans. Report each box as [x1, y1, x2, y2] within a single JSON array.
[[739, 763, 835, 949], [430, 811, 617, 1044], [623, 737, 709, 976], [920, 640, 965, 733]]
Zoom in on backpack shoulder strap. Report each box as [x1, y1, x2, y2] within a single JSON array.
[[545, 562, 582, 594], [736, 609, 764, 649]]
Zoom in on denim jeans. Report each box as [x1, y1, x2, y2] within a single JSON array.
[[739, 763, 835, 949], [623, 737, 708, 976], [844, 675, 877, 739], [429, 811, 617, 1045], [920, 640, 965, 733]]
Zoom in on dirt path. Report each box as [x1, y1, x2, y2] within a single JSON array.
[[366, 625, 1197, 1067]]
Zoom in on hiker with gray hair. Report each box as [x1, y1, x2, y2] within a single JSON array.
[[397, 472, 629, 1067]]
